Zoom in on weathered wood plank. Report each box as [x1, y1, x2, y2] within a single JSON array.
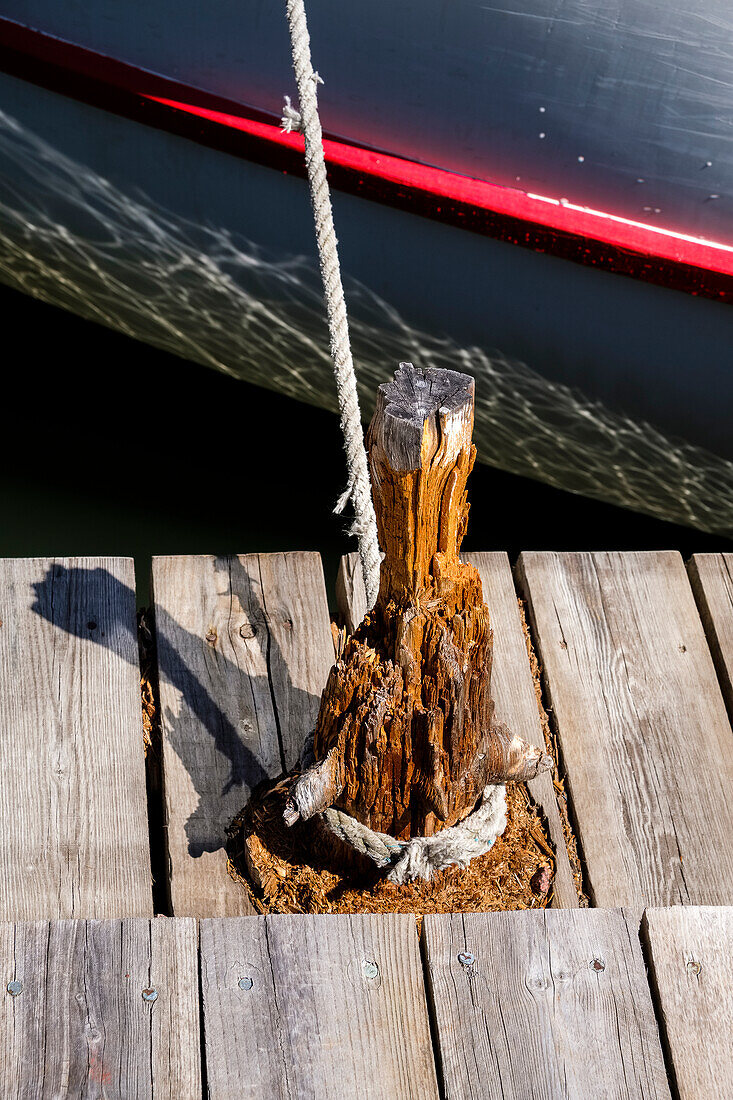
[[335, 552, 365, 635], [423, 908, 671, 1099], [336, 551, 578, 905], [0, 917, 201, 1098], [0, 557, 152, 920], [517, 551, 733, 907], [643, 906, 733, 1099], [200, 914, 440, 1099], [152, 552, 334, 916], [465, 552, 578, 908], [687, 553, 733, 722]]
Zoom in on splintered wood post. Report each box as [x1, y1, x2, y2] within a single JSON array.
[[286, 363, 551, 841]]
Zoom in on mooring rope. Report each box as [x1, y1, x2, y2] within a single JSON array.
[[282, 1, 510, 882], [283, 0, 381, 609]]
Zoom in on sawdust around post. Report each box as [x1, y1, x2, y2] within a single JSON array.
[[227, 779, 556, 920]]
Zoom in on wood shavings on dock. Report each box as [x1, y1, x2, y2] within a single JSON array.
[[227, 778, 554, 920], [137, 608, 157, 756]]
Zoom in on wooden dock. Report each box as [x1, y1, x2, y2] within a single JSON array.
[[1, 550, 732, 1097]]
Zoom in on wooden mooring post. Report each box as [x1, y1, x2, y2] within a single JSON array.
[[285, 363, 551, 843]]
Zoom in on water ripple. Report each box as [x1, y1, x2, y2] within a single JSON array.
[[0, 109, 731, 536]]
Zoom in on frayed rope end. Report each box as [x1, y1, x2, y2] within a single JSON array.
[[280, 95, 303, 133]]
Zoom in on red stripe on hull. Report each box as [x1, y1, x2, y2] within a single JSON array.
[[1, 16, 732, 301]]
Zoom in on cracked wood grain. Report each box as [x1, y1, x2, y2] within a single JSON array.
[[517, 551, 733, 907], [0, 917, 200, 1098], [423, 908, 671, 1099], [151, 552, 334, 916], [200, 914, 440, 1099], [0, 557, 152, 920]]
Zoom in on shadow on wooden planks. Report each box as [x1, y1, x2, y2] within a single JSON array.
[[29, 559, 319, 866]]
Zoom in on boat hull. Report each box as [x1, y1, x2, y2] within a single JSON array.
[[0, 30, 732, 535]]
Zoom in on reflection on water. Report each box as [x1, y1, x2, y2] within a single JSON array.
[[0, 109, 732, 536]]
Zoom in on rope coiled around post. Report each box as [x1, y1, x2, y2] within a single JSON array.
[[283, 0, 381, 609], [322, 788, 508, 884], [298, 736, 508, 884]]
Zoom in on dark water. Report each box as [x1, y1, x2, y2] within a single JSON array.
[[1, 284, 729, 607]]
